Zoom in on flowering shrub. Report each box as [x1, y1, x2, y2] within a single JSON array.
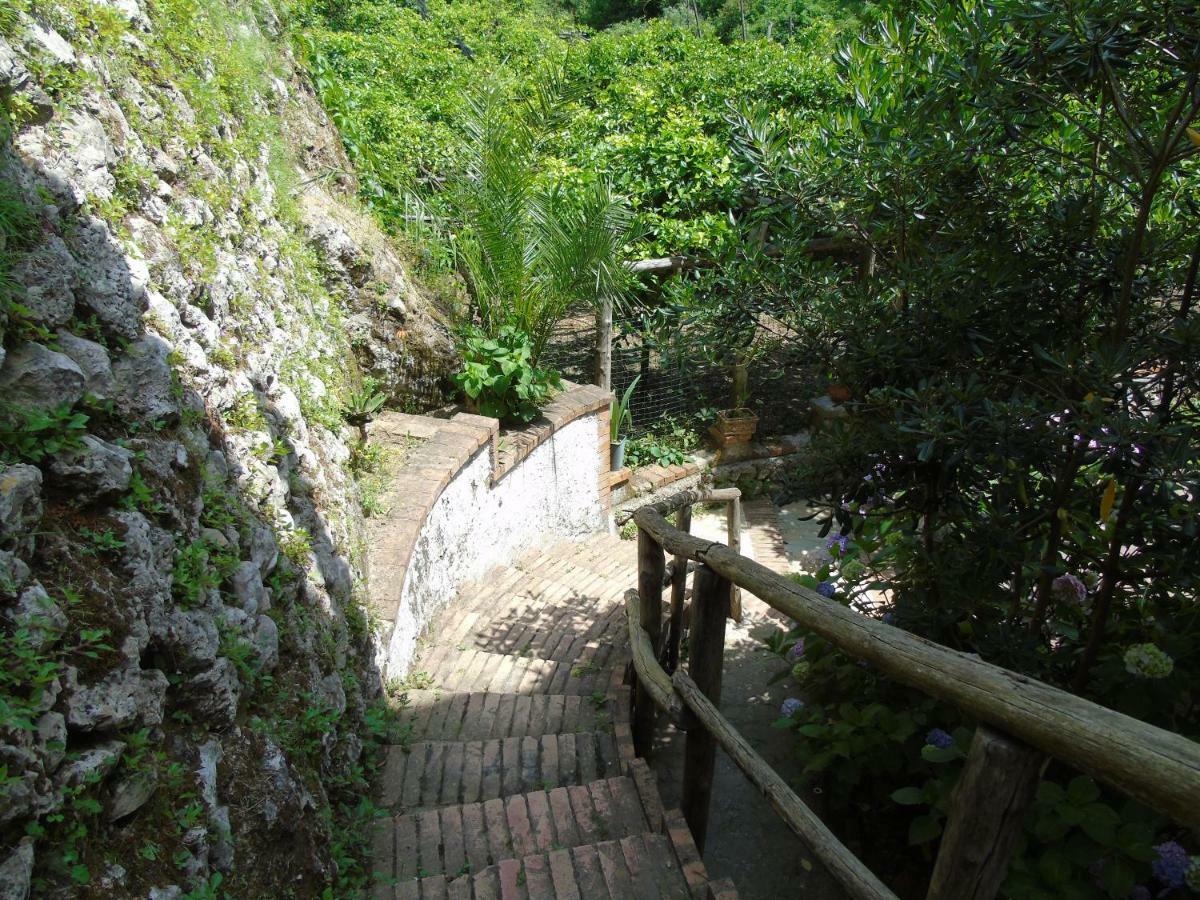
[[924, 729, 953, 751], [1051, 573, 1089, 609], [1124, 644, 1175, 680], [767, 616, 1177, 895]]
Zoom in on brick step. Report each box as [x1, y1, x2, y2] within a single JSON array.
[[381, 833, 692, 900], [372, 775, 654, 882], [413, 646, 621, 697], [401, 692, 614, 743], [374, 732, 624, 813], [452, 601, 626, 664], [435, 568, 628, 651]]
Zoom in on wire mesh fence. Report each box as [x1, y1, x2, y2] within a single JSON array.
[[540, 306, 726, 436], [540, 305, 817, 438]]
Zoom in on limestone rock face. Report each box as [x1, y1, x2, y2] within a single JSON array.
[[111, 335, 179, 423], [48, 435, 134, 501], [0, 466, 42, 549], [0, 0, 460, 892], [55, 331, 114, 399], [107, 769, 158, 822], [182, 658, 241, 728], [66, 217, 145, 338], [0, 838, 35, 900], [63, 665, 169, 732], [0, 343, 85, 411], [9, 582, 67, 648], [12, 235, 77, 327], [54, 740, 125, 790]]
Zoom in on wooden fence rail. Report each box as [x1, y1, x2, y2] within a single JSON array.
[[625, 489, 1200, 900]]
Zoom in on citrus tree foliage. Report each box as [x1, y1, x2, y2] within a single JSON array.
[[746, 2, 1200, 894], [690, 0, 873, 43], [293, 0, 840, 257]]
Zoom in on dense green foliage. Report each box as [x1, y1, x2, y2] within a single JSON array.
[[450, 81, 636, 360], [735, 1, 1200, 895], [293, 0, 843, 258]]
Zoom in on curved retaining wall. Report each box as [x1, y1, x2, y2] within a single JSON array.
[[367, 383, 613, 679]]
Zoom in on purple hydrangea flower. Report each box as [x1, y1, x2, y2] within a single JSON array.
[[882, 611, 896, 625], [825, 533, 850, 555], [780, 698, 804, 718], [817, 581, 836, 598], [1153, 842, 1190, 888], [925, 729, 953, 750], [1051, 573, 1088, 607], [788, 639, 806, 661]]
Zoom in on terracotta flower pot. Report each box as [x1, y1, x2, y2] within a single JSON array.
[[827, 383, 852, 404]]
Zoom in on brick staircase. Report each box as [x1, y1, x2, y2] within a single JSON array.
[[370, 532, 735, 899]]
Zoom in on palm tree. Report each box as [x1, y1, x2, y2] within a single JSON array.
[[453, 80, 636, 364]]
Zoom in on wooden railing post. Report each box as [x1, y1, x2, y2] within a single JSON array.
[[666, 504, 691, 672], [633, 529, 666, 757], [682, 561, 730, 854], [926, 727, 1044, 900], [726, 496, 743, 622]]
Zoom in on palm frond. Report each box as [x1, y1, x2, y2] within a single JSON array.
[[452, 81, 637, 364]]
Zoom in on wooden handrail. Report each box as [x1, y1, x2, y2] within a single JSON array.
[[624, 589, 683, 722], [631, 502, 1200, 829]]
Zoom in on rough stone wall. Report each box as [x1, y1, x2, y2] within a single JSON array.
[[0, 0, 456, 896], [383, 412, 606, 677]]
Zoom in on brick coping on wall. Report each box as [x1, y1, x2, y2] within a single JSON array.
[[364, 382, 613, 629]]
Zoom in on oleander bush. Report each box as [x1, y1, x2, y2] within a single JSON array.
[[745, 1, 1200, 895]]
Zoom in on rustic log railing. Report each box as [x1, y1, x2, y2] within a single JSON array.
[[632, 487, 743, 757], [626, 488, 1200, 900]]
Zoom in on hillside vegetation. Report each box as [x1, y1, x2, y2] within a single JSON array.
[[294, 0, 855, 258]]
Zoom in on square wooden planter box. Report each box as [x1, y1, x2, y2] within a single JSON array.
[[709, 408, 759, 448]]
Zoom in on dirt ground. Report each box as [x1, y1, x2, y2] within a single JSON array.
[[648, 503, 846, 900]]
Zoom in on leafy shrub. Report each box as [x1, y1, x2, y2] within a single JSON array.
[[625, 436, 687, 468], [453, 327, 562, 425], [624, 413, 703, 467], [340, 387, 385, 429], [720, 0, 1200, 890], [610, 374, 640, 442], [767, 619, 1165, 896], [0, 404, 89, 464]]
